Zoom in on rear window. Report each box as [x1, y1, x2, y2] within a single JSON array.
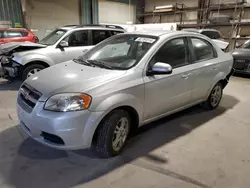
[[6, 31, 22, 38], [201, 31, 221, 39]]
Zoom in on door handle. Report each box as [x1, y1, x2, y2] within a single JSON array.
[[181, 73, 191, 79]]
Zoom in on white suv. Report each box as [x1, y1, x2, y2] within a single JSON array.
[[0, 25, 124, 81]]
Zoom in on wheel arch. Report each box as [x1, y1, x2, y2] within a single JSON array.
[[22, 61, 50, 71], [91, 105, 140, 145]]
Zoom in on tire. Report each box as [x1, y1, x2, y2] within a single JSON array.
[[202, 82, 223, 110], [22, 64, 45, 81], [95, 109, 131, 158]]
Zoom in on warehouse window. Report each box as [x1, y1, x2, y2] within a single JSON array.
[[92, 30, 111, 45], [191, 38, 216, 61], [149, 38, 189, 69]]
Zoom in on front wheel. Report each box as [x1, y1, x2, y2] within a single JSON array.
[[22, 64, 45, 81], [95, 109, 131, 158], [203, 82, 223, 110]]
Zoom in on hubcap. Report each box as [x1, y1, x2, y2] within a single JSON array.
[[112, 117, 129, 152], [210, 85, 222, 107], [27, 68, 41, 78]]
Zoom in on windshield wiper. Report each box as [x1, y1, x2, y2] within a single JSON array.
[[87, 60, 114, 70], [73, 57, 94, 67]]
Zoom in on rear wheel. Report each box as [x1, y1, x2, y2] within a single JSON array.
[[95, 109, 131, 158], [22, 64, 45, 81], [203, 82, 223, 110]]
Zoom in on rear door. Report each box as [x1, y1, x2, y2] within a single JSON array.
[[187, 37, 220, 103]]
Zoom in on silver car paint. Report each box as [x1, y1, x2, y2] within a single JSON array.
[[17, 31, 233, 150], [12, 27, 123, 66]]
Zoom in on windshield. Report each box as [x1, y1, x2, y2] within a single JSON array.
[[242, 39, 250, 49], [78, 34, 158, 70], [39, 29, 66, 45]]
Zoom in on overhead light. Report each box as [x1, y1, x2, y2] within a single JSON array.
[[155, 5, 174, 10]]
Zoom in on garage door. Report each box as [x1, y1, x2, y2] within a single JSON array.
[[25, 0, 80, 39], [99, 1, 135, 24]]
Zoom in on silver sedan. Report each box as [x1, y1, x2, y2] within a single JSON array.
[[17, 30, 234, 157]]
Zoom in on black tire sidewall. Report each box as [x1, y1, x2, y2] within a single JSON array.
[[22, 64, 45, 81], [96, 110, 131, 157], [207, 82, 223, 109]]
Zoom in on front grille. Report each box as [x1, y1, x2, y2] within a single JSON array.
[[19, 84, 42, 112], [233, 59, 250, 70], [41, 132, 65, 145]]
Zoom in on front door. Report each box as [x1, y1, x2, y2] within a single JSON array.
[[52, 30, 93, 64], [143, 37, 194, 120]]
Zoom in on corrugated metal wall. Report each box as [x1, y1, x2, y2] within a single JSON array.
[[0, 0, 23, 27]]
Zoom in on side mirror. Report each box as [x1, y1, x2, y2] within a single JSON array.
[[147, 62, 172, 76], [59, 40, 69, 48]]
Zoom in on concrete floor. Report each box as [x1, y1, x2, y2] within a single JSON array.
[[0, 76, 250, 188]]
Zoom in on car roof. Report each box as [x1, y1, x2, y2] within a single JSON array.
[[183, 28, 220, 33], [121, 30, 202, 38], [59, 24, 125, 32], [0, 28, 28, 31]]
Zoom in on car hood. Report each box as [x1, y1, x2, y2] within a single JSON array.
[[0, 42, 46, 55], [25, 61, 127, 101], [232, 48, 250, 59]]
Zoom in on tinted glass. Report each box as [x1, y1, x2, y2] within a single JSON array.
[[39, 29, 66, 45], [111, 31, 124, 35], [0, 31, 4, 38], [150, 38, 188, 69], [92, 30, 111, 45], [242, 39, 250, 49], [78, 34, 158, 70], [191, 38, 215, 61], [21, 31, 29, 37], [202, 31, 221, 39], [64, 30, 89, 46], [6, 31, 22, 38]]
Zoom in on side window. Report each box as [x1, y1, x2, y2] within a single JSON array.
[[111, 31, 124, 35], [6, 31, 22, 38], [92, 30, 111, 45], [191, 38, 216, 61], [202, 31, 221, 39], [63, 30, 89, 47], [149, 38, 189, 69], [20, 31, 29, 37]]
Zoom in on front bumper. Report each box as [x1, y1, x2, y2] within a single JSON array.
[[17, 94, 105, 150], [233, 59, 250, 75]]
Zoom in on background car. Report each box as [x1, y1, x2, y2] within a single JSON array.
[[0, 28, 38, 44], [232, 39, 250, 75], [17, 31, 233, 157], [183, 28, 223, 40], [0, 24, 124, 81]]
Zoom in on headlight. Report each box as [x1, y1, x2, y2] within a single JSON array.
[[44, 93, 92, 112]]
